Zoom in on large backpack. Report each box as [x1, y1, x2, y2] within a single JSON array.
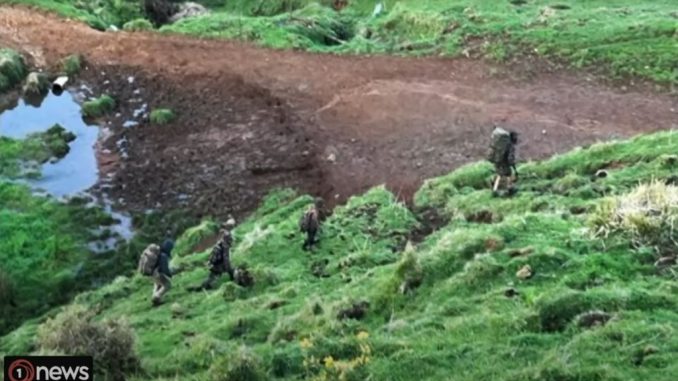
[[488, 127, 512, 165], [299, 208, 319, 232], [138, 244, 161, 276]]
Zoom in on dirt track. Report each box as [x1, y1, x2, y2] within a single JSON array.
[[1, 6, 676, 217]]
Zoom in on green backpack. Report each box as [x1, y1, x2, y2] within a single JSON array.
[[488, 127, 511, 165]]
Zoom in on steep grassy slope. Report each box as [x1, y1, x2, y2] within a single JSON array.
[[0, 109, 197, 335], [3, 130, 677, 380], [4, 0, 677, 84]]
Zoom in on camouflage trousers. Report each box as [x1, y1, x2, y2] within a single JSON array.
[[152, 272, 172, 304], [303, 229, 318, 251]]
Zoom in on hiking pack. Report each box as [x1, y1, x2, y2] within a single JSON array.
[[299, 208, 319, 232], [488, 127, 512, 165], [138, 244, 161, 276]]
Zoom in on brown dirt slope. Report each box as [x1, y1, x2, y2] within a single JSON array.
[[1, 6, 675, 217]]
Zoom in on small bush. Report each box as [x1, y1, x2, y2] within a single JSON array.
[[123, 18, 154, 32], [82, 95, 115, 118], [61, 54, 83, 76], [150, 108, 176, 124], [38, 305, 140, 379], [0, 48, 27, 91], [589, 182, 678, 254], [209, 346, 266, 381]]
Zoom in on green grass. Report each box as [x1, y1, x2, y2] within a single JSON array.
[[3, 130, 677, 380], [162, 0, 677, 84], [5, 1, 676, 83], [149, 108, 176, 124], [0, 48, 26, 93], [0, 124, 200, 336], [81, 94, 116, 118], [123, 18, 154, 32]]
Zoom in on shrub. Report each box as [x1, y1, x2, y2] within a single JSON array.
[[0, 48, 26, 92], [38, 305, 140, 379], [209, 346, 266, 381], [123, 18, 154, 32], [82, 95, 116, 117], [589, 182, 678, 254], [61, 54, 83, 76], [150, 108, 176, 124]]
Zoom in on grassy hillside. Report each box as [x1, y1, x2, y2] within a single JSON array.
[[0, 87, 197, 334], [4, 0, 677, 84], [3, 130, 677, 380]]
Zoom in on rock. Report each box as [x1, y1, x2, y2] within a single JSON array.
[[516, 264, 533, 280], [327, 153, 337, 163], [169, 2, 209, 23], [575, 310, 612, 328], [22, 72, 49, 96]]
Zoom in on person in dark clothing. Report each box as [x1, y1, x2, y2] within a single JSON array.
[[489, 127, 519, 197], [188, 219, 236, 291], [151, 239, 174, 306], [300, 198, 324, 251]]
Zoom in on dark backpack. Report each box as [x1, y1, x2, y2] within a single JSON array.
[[299, 208, 319, 232], [488, 127, 512, 165]]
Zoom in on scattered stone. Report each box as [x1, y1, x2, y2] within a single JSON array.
[[516, 265, 533, 280], [576, 310, 612, 328], [337, 300, 370, 320], [327, 153, 337, 163]]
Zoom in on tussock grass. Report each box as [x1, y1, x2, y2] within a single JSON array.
[[149, 108, 176, 124], [0, 48, 26, 93], [82, 94, 116, 118], [590, 181, 678, 254]]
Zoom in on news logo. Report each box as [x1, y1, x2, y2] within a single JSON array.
[[4, 356, 93, 381]]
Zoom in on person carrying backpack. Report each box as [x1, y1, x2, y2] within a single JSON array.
[[300, 198, 324, 251], [138, 239, 174, 306], [488, 125, 519, 197], [188, 218, 236, 292]]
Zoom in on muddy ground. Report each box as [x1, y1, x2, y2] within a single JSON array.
[[1, 6, 676, 219]]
